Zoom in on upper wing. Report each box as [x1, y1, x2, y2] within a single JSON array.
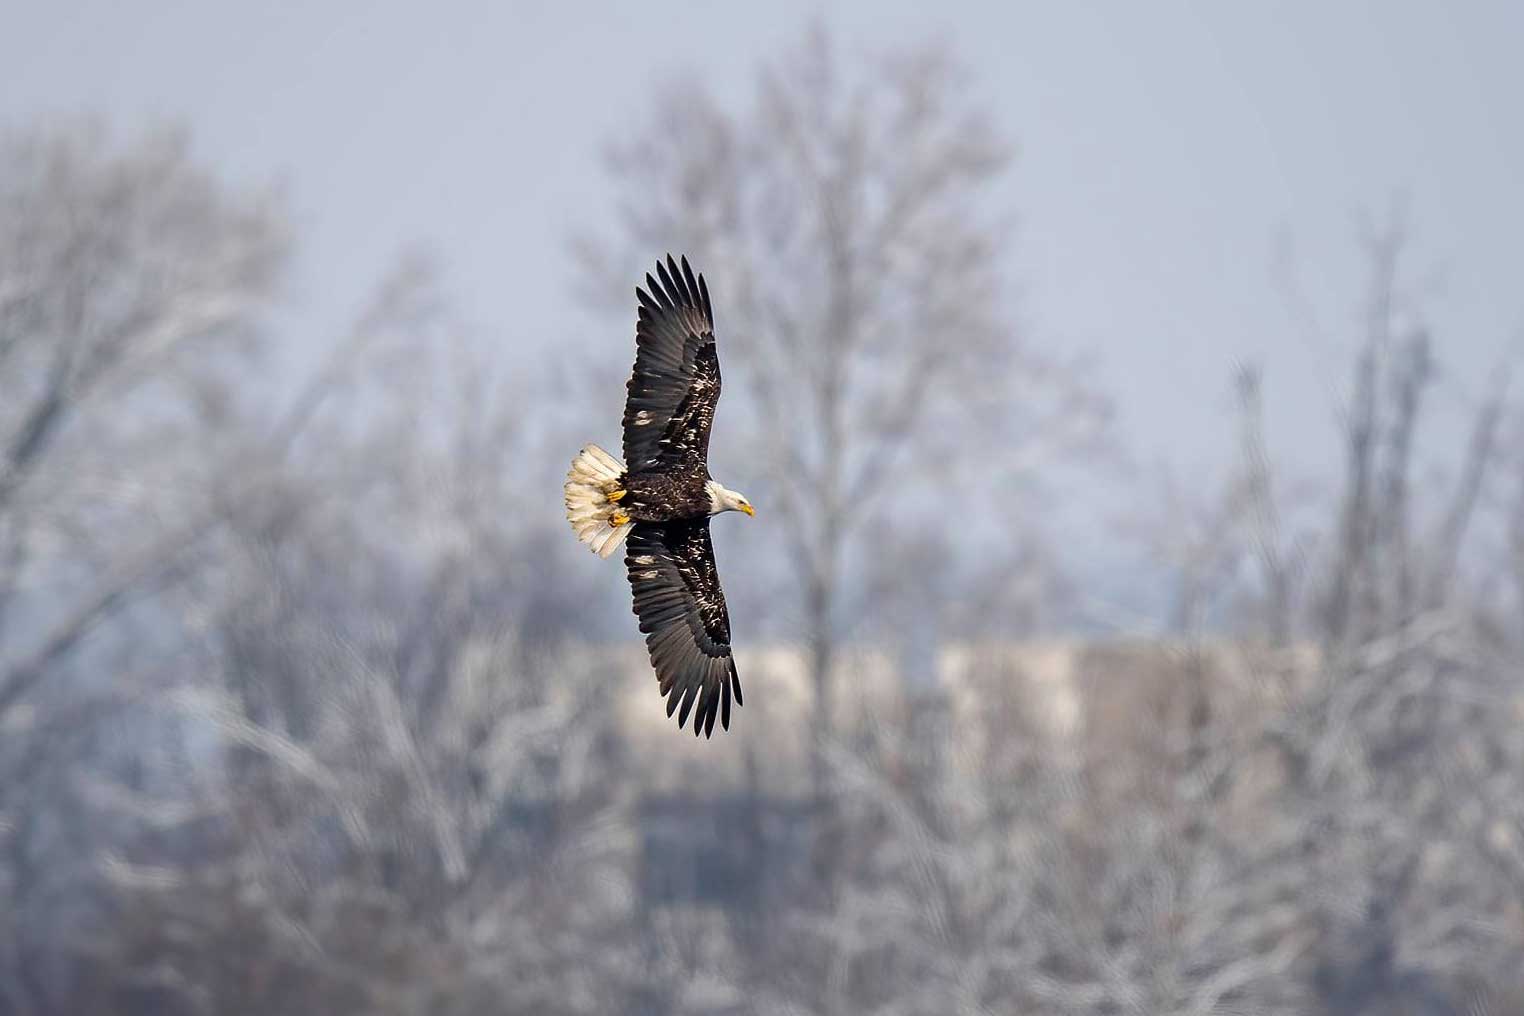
[[622, 254, 721, 472], [625, 519, 742, 738]]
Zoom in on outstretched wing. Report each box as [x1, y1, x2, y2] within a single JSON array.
[[623, 254, 721, 473], [626, 519, 742, 738]]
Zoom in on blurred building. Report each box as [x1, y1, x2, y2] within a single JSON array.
[[611, 637, 1319, 797], [600, 636, 1324, 913]]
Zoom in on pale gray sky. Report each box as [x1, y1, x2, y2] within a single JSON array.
[[5, 1, 1522, 578]]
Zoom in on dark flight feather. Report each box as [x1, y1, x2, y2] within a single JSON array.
[[622, 254, 720, 473], [626, 519, 742, 738]]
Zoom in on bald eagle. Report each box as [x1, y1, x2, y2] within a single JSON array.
[[564, 255, 753, 738]]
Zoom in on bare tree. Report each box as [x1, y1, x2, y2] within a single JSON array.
[[0, 121, 286, 669], [1320, 216, 1508, 649], [85, 262, 646, 1016], [0, 121, 287, 1011]]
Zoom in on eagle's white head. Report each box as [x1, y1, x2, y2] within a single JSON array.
[[705, 480, 756, 517]]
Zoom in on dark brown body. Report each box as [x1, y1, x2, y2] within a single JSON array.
[[621, 463, 711, 522]]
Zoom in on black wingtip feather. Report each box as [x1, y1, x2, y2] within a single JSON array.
[[645, 273, 672, 309], [680, 257, 703, 316], [695, 686, 711, 738], [655, 259, 677, 303], [665, 254, 687, 303], [695, 682, 713, 738], [677, 680, 699, 728]]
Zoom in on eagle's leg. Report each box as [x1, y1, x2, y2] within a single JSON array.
[[610, 510, 631, 527], [607, 487, 626, 502]]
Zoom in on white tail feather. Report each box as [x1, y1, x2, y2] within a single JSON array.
[[565, 444, 633, 559]]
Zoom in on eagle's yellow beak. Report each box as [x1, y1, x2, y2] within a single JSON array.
[[740, 503, 755, 517]]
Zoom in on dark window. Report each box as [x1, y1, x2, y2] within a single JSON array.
[[636, 796, 813, 908]]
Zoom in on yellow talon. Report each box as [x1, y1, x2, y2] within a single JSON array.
[[607, 488, 626, 502], [610, 511, 630, 527]]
